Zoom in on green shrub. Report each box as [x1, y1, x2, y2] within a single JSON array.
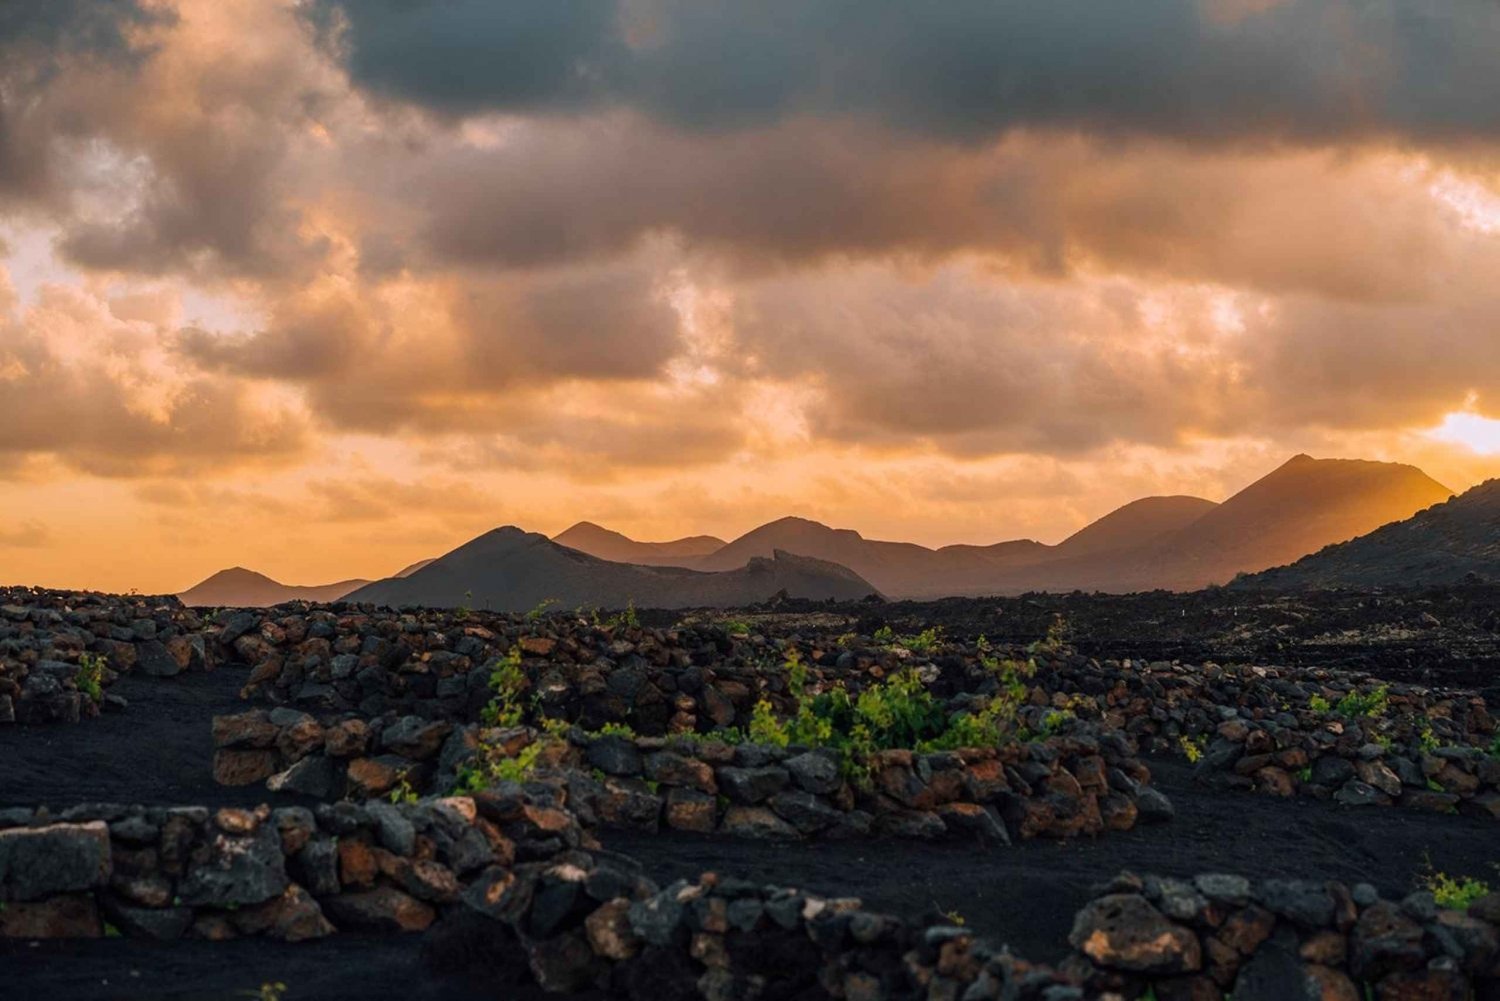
[[75, 653, 106, 702], [525, 598, 559, 621], [1336, 685, 1389, 719], [451, 739, 545, 794], [479, 647, 526, 727], [1423, 871, 1491, 910]]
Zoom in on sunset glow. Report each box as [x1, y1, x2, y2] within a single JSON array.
[[1427, 412, 1500, 456], [3, 1, 1500, 594]]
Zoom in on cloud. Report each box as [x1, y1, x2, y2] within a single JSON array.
[[0, 271, 310, 478], [0, 518, 50, 549], [310, 0, 1500, 144]]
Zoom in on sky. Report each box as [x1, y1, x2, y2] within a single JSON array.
[[2, 0, 1500, 593]]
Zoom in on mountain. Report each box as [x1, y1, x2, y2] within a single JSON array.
[[686, 498, 1217, 598], [178, 568, 370, 607], [1049, 496, 1220, 560], [394, 558, 437, 577], [1235, 478, 1500, 589], [552, 522, 725, 566], [987, 455, 1453, 593], [344, 527, 880, 611]]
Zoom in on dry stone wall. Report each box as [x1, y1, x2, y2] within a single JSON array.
[[0, 785, 584, 942], [211, 711, 1175, 843], [428, 860, 1500, 1001], [0, 587, 213, 724]]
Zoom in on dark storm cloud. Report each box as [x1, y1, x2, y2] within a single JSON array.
[[0, 0, 164, 57], [311, 0, 1500, 143], [0, 0, 166, 203]]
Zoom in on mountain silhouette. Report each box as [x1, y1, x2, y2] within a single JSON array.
[[344, 526, 880, 611], [1236, 477, 1500, 588], [552, 521, 725, 565], [989, 455, 1453, 593], [178, 567, 370, 607]]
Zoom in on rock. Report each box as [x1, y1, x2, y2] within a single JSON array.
[[1068, 893, 1202, 973], [1195, 874, 1252, 908], [0, 893, 101, 937], [1349, 900, 1425, 980], [212, 711, 279, 749], [275, 718, 325, 763], [716, 766, 789, 804], [1309, 756, 1355, 788], [324, 718, 371, 757], [267, 755, 339, 799], [251, 884, 335, 941], [135, 639, 182, 677], [177, 825, 289, 908], [380, 717, 452, 760], [628, 883, 687, 947], [873, 810, 947, 840], [1354, 760, 1402, 797], [100, 899, 193, 941], [1231, 935, 1331, 1001], [585, 898, 642, 959], [643, 752, 717, 793], [785, 751, 842, 795], [0, 821, 112, 901], [664, 787, 718, 833], [212, 749, 280, 787], [719, 805, 800, 840], [587, 736, 642, 776], [1257, 880, 1335, 928], [1136, 786, 1175, 823], [324, 886, 436, 932], [366, 801, 418, 856], [937, 802, 1011, 844], [346, 755, 414, 798], [768, 790, 843, 834], [1334, 780, 1383, 807]]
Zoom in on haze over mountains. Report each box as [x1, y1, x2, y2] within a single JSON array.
[[178, 568, 373, 608], [176, 454, 1464, 609], [344, 528, 879, 611], [178, 558, 433, 607], [576, 456, 1448, 596], [1238, 478, 1500, 589], [550, 522, 726, 566]]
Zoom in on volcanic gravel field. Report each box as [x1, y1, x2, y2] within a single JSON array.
[[4, 638, 1496, 1001]]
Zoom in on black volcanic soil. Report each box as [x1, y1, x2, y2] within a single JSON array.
[[671, 585, 1500, 692], [4, 660, 1497, 1000]]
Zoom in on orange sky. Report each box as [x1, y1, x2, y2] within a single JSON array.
[[3, 1, 1500, 594]]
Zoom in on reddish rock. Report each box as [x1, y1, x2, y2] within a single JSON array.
[[0, 894, 101, 937], [324, 719, 371, 757], [212, 749, 279, 786], [323, 886, 435, 932], [212, 711, 278, 749], [1068, 894, 1202, 974]]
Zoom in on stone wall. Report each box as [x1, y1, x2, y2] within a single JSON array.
[[0, 587, 213, 724], [0, 785, 582, 941], [430, 858, 1500, 1000], [212, 710, 1174, 843], [1194, 717, 1500, 819]]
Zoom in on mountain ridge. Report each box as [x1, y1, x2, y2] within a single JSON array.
[[1235, 477, 1500, 589], [344, 526, 880, 611]]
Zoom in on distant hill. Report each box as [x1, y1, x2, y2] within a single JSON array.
[[687, 497, 1216, 598], [1236, 478, 1500, 589], [1050, 496, 1220, 560], [989, 455, 1453, 593], [552, 521, 725, 566], [394, 558, 437, 578], [178, 568, 369, 607], [344, 526, 880, 611]]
